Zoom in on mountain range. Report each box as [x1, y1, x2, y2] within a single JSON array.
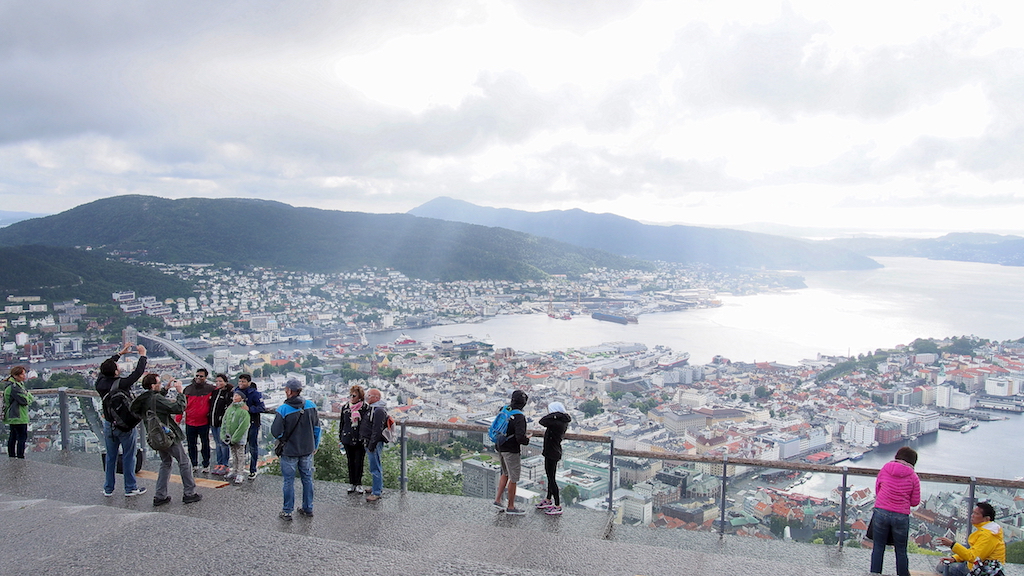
[[824, 233, 1024, 266], [0, 195, 647, 282], [408, 197, 881, 271]]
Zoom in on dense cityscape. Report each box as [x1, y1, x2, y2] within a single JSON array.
[[3, 259, 1024, 554]]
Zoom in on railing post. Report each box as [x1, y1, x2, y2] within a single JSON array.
[[838, 467, 849, 549], [967, 477, 977, 538], [58, 387, 70, 452], [400, 421, 408, 493], [719, 456, 728, 537], [607, 438, 615, 511]]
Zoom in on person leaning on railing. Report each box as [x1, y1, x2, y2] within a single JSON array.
[[935, 501, 1006, 576], [870, 446, 921, 576]]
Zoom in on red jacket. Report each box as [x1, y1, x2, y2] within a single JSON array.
[[177, 380, 215, 426]]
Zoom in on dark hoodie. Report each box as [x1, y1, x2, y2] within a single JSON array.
[[498, 390, 530, 454], [94, 353, 147, 400], [539, 411, 572, 461]]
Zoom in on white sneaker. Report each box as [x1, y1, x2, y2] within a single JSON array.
[[234, 475, 244, 484], [356, 485, 365, 494]]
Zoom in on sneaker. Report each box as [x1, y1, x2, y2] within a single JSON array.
[[365, 494, 380, 502], [535, 499, 553, 510], [182, 493, 203, 504], [211, 465, 225, 476], [347, 484, 357, 494], [356, 485, 365, 494], [492, 500, 505, 510], [103, 490, 114, 497], [234, 475, 244, 484], [201, 466, 210, 474], [545, 506, 563, 516], [298, 508, 314, 517], [505, 507, 526, 515], [126, 487, 148, 497], [248, 471, 257, 479], [192, 466, 201, 474], [153, 496, 171, 507], [279, 511, 292, 520]]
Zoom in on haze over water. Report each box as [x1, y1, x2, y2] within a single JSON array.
[[394, 257, 1024, 365]]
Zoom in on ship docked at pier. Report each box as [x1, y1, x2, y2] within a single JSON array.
[[591, 312, 638, 324]]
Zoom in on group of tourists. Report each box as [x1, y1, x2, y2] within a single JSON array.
[[870, 446, 1006, 576], [93, 344, 268, 505]]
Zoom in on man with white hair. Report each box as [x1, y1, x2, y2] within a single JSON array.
[[360, 388, 389, 502]]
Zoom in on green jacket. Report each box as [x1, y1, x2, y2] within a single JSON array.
[[131, 390, 186, 443], [2, 377, 34, 425], [221, 402, 250, 445]]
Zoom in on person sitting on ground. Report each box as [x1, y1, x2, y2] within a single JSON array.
[[935, 501, 1005, 576]]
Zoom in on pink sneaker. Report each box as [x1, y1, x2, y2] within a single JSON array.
[[535, 499, 553, 510], [545, 506, 563, 516]]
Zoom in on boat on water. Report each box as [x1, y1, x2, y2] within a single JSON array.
[[658, 352, 691, 369], [960, 424, 972, 433], [849, 453, 864, 461], [548, 312, 572, 320], [591, 312, 638, 324]]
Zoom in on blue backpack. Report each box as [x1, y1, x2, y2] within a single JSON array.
[[488, 406, 522, 446]]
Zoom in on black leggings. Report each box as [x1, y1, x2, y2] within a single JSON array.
[[7, 423, 27, 458], [344, 442, 366, 485], [545, 457, 560, 506]]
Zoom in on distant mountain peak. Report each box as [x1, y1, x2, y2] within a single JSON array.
[[409, 197, 880, 271]]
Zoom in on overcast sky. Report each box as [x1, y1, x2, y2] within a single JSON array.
[[2, 0, 1023, 236]]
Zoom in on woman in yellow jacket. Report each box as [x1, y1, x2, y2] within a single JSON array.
[[936, 501, 1005, 576]]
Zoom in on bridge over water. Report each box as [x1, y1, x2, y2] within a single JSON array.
[[138, 331, 212, 374]]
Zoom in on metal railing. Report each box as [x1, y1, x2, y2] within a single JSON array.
[[25, 391, 1024, 548]]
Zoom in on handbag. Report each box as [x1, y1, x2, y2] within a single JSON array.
[[275, 408, 305, 456], [967, 559, 1005, 576], [866, 512, 896, 545]]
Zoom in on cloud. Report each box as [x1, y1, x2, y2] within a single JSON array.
[[1, 0, 1024, 232]]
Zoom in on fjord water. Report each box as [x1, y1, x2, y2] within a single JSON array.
[[393, 257, 1024, 365]]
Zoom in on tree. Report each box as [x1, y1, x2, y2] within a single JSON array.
[[579, 398, 604, 418], [754, 385, 769, 398], [741, 393, 750, 403], [561, 484, 580, 505], [608, 391, 625, 401], [1006, 540, 1024, 564], [910, 338, 940, 354]]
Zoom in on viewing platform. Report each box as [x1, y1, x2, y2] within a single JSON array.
[[2, 452, 1005, 576]]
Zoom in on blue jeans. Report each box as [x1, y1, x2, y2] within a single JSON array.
[[211, 426, 230, 467], [280, 453, 314, 513], [247, 422, 261, 474], [938, 561, 969, 576], [103, 421, 138, 494], [870, 507, 910, 576], [367, 444, 384, 495]]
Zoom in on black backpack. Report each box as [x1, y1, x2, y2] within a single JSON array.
[[103, 379, 142, 432]]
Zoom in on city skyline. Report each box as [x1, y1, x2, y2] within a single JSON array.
[[2, 1, 1024, 236]]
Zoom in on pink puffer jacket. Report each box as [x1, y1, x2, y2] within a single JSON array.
[[874, 459, 921, 514]]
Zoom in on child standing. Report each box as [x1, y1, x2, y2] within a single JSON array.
[[221, 390, 251, 485], [537, 402, 572, 515]]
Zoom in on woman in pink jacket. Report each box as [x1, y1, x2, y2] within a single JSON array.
[[870, 446, 921, 576]]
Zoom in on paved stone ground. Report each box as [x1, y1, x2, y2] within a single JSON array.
[[1, 453, 1018, 576]]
